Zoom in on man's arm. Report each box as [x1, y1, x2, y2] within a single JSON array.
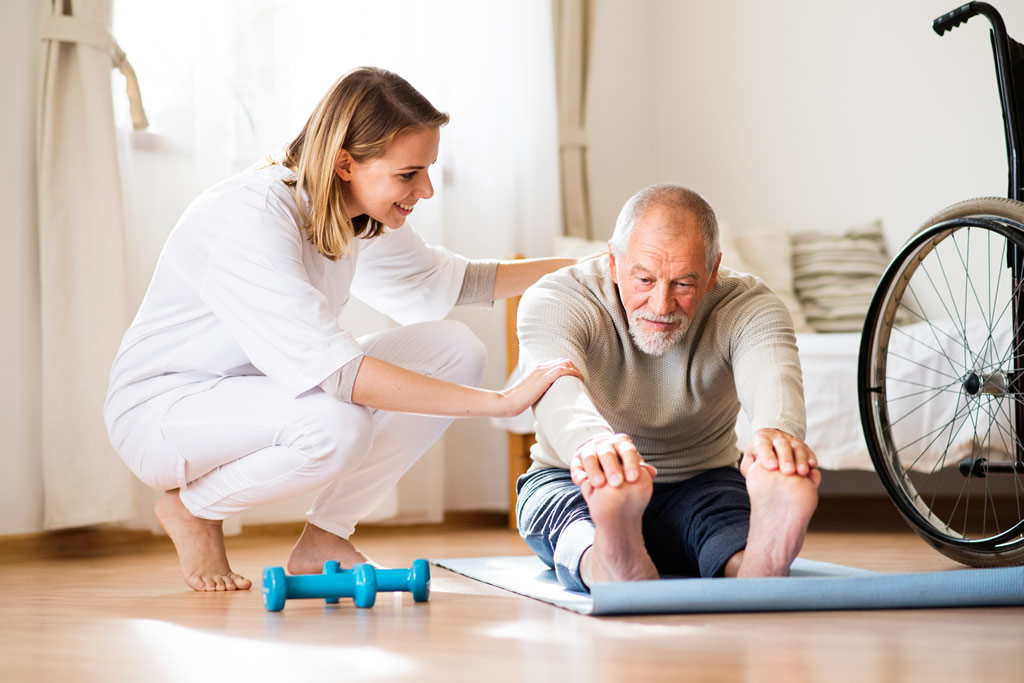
[[517, 274, 615, 460], [731, 289, 816, 477], [518, 271, 650, 488]]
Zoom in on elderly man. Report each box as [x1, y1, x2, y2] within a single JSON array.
[[516, 184, 820, 592]]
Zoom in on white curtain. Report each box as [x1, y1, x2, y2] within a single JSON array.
[[112, 0, 562, 523], [37, 0, 149, 529], [553, 0, 594, 239]]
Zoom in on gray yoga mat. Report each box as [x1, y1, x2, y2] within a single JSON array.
[[432, 555, 1024, 615]]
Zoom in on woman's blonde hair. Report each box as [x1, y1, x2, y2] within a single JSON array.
[[280, 67, 449, 260]]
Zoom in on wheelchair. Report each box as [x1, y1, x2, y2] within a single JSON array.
[[859, 2, 1024, 566]]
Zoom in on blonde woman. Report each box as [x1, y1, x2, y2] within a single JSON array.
[[104, 67, 580, 592]]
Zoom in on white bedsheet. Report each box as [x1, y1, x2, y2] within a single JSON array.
[[735, 332, 869, 470], [738, 321, 1013, 471]]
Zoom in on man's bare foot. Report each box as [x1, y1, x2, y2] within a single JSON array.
[[154, 490, 251, 592], [579, 470, 660, 588], [286, 522, 378, 575], [737, 462, 821, 577]]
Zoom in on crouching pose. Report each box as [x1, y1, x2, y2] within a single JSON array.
[[104, 67, 581, 592], [515, 184, 820, 591]]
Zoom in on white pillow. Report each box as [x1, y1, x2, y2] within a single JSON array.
[[719, 222, 813, 333]]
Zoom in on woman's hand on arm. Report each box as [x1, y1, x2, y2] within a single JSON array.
[[350, 355, 581, 418]]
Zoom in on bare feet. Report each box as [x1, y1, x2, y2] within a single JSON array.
[[286, 522, 378, 575], [579, 469, 660, 588], [154, 490, 252, 592], [736, 462, 821, 577]]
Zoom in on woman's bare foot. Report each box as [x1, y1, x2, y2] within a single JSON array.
[[154, 490, 251, 592], [579, 470, 660, 588], [286, 522, 379, 575], [737, 462, 821, 577]]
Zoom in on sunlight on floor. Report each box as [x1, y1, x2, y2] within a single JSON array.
[[481, 615, 702, 645], [129, 618, 416, 679]]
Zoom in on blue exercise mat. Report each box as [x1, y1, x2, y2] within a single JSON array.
[[432, 555, 1024, 615]]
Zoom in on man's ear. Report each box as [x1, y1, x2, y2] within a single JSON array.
[[334, 149, 355, 181], [707, 252, 722, 291], [607, 242, 618, 284]]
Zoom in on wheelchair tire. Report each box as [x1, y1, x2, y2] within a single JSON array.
[[859, 197, 1024, 566]]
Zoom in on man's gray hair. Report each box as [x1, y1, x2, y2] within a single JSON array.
[[608, 184, 721, 273]]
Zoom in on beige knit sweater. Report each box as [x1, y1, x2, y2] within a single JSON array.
[[518, 256, 806, 483]]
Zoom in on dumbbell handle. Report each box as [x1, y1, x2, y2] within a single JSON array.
[[375, 567, 415, 592], [284, 573, 356, 600]]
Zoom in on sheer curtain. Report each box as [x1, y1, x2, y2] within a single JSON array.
[[112, 0, 562, 525]]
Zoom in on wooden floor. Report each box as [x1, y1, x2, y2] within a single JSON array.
[[1, 510, 1023, 683]]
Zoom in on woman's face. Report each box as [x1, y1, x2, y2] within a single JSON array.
[[337, 126, 440, 229]]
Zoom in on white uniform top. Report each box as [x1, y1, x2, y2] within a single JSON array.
[[104, 163, 478, 433]]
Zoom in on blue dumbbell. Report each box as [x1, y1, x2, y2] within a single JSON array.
[[324, 558, 430, 603], [262, 562, 377, 612]]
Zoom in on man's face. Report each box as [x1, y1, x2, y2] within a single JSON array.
[[608, 207, 720, 355]]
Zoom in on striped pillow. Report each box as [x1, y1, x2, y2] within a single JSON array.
[[792, 221, 889, 332]]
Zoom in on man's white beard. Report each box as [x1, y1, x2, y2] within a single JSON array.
[[628, 307, 690, 355]]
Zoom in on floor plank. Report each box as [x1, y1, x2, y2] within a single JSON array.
[[0, 519, 1021, 683]]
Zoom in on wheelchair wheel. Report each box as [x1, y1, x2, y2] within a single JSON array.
[[859, 197, 1024, 566]]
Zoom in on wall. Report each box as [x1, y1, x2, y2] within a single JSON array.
[[588, 0, 1024, 248], [0, 0, 43, 535], [584, 1, 659, 240]]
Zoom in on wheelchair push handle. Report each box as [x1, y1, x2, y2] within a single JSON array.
[[933, 2, 1010, 39], [933, 2, 980, 36], [933, 2, 1022, 201]]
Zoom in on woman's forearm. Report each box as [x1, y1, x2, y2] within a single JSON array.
[[351, 356, 502, 416], [492, 257, 577, 300], [350, 354, 583, 419], [350, 356, 506, 417]]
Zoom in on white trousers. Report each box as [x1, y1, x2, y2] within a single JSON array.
[[126, 320, 486, 539]]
